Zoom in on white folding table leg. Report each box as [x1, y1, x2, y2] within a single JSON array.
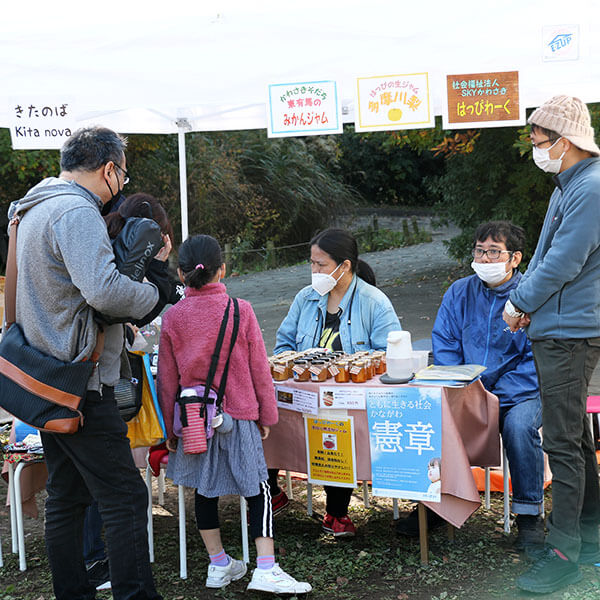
[[0, 527, 3, 567], [484, 467, 491, 510], [178, 485, 187, 579], [14, 462, 27, 571], [362, 481, 369, 508], [392, 498, 399, 520], [158, 469, 166, 506], [145, 466, 155, 563], [285, 470, 293, 500], [306, 482, 313, 516], [503, 446, 510, 533], [240, 497, 249, 564], [7, 462, 18, 554]]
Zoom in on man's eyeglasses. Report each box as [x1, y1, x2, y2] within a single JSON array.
[[531, 138, 559, 149], [472, 248, 513, 260], [114, 163, 130, 185]]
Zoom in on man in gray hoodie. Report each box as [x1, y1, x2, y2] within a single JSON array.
[[13, 127, 162, 599]]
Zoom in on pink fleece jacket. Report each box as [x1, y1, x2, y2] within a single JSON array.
[[157, 283, 278, 438]]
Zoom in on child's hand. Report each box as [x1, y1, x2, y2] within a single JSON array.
[[166, 437, 178, 452], [258, 424, 270, 440], [155, 234, 172, 262]]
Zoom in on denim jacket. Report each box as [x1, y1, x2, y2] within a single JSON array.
[[274, 275, 401, 354]]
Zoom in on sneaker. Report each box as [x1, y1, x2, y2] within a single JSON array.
[[271, 490, 290, 516], [514, 514, 545, 553], [86, 558, 111, 591], [395, 506, 445, 537], [516, 547, 582, 594], [247, 564, 312, 594], [578, 542, 600, 565], [205, 557, 247, 589], [322, 513, 356, 538]]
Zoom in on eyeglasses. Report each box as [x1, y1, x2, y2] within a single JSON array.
[[113, 163, 130, 185], [531, 138, 559, 149], [472, 248, 514, 260]]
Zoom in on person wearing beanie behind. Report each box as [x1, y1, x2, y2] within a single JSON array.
[[271, 228, 401, 537], [503, 96, 600, 594], [157, 235, 311, 594]]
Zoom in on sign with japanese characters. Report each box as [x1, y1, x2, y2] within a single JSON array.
[[276, 385, 319, 416], [320, 386, 365, 410], [443, 71, 524, 129], [355, 73, 434, 132], [367, 386, 442, 501], [542, 25, 579, 62], [267, 80, 342, 138], [304, 415, 357, 487], [8, 98, 75, 149]]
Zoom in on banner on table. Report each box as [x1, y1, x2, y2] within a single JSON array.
[[8, 97, 75, 149], [542, 25, 579, 62], [304, 415, 356, 487], [267, 80, 342, 137], [367, 386, 442, 501], [355, 72, 434, 132], [443, 70, 524, 129]]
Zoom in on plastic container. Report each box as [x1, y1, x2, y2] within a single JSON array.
[[386, 330, 413, 380]]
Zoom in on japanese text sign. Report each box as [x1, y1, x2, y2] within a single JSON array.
[[542, 25, 579, 62], [276, 385, 318, 416], [304, 415, 357, 488], [355, 73, 434, 132], [9, 97, 75, 149], [367, 386, 442, 501], [267, 80, 342, 138], [443, 71, 524, 129]]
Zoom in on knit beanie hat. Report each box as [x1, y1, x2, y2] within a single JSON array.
[[528, 95, 600, 156]]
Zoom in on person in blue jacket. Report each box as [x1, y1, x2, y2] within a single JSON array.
[[504, 95, 600, 594], [398, 222, 545, 548], [270, 228, 400, 537]]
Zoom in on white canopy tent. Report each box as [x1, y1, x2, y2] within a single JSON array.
[[1, 0, 598, 238]]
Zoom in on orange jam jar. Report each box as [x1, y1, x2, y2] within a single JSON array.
[[332, 360, 350, 383], [350, 360, 367, 383], [292, 359, 311, 382], [271, 360, 289, 381], [309, 360, 329, 382]]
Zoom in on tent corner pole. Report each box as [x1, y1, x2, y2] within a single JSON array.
[[176, 120, 190, 242]]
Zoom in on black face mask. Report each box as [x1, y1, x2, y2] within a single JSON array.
[[101, 191, 125, 216]]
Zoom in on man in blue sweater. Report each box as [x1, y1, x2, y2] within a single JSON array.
[[503, 95, 600, 594], [433, 221, 544, 549]]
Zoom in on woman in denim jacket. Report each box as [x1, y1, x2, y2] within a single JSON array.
[[269, 228, 401, 537]]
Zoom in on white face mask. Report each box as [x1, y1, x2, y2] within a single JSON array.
[[311, 263, 343, 296], [471, 260, 510, 286], [532, 138, 565, 174]]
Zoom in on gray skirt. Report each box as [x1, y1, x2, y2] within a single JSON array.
[[166, 419, 268, 498]]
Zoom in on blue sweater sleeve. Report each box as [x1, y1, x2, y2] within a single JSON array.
[[432, 284, 465, 365]]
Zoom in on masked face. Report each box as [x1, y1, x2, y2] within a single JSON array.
[[312, 263, 343, 296], [471, 260, 511, 286], [532, 138, 566, 173]]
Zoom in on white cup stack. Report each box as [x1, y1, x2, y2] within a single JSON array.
[[386, 330, 413, 380]]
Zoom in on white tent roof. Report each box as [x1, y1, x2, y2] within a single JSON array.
[[1, 0, 598, 134]]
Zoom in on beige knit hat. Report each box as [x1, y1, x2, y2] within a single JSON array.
[[528, 95, 600, 157]]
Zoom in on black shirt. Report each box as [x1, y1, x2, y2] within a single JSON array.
[[319, 310, 342, 351]]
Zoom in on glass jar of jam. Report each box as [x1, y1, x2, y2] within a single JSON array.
[[292, 359, 311, 382], [309, 360, 329, 382], [373, 352, 386, 375], [332, 360, 350, 383], [271, 360, 289, 381], [350, 360, 367, 383]]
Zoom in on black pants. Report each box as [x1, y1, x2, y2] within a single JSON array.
[[267, 468, 352, 518], [532, 337, 600, 561], [195, 480, 273, 540], [41, 388, 161, 600]]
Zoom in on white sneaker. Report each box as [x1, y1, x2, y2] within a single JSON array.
[[247, 564, 312, 594], [205, 557, 247, 589]]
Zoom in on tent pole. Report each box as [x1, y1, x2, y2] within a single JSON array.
[[176, 119, 191, 242]]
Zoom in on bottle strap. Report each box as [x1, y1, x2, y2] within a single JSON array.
[[215, 298, 240, 407], [201, 297, 232, 403]]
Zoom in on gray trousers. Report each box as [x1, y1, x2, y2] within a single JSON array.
[[531, 337, 600, 561]]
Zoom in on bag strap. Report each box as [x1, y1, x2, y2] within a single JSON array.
[[4, 216, 104, 361], [201, 297, 232, 402], [215, 298, 240, 407]]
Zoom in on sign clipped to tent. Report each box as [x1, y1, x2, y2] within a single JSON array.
[[267, 80, 342, 138], [443, 71, 524, 129], [355, 73, 434, 132], [8, 97, 76, 149]]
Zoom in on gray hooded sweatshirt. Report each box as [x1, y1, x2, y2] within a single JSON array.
[[13, 177, 158, 390]]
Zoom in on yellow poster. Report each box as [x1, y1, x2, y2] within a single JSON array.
[[304, 416, 357, 488]]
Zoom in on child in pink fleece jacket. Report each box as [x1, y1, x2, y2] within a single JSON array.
[[157, 234, 311, 595]]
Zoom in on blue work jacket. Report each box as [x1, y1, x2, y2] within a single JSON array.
[[432, 271, 539, 408], [274, 275, 401, 354]]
